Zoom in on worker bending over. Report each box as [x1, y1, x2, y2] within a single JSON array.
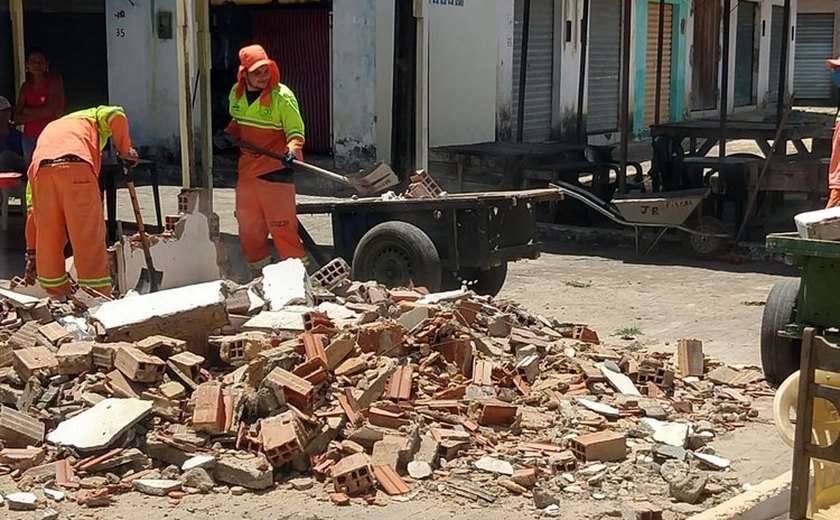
[[25, 106, 138, 297], [222, 44, 306, 276], [826, 56, 840, 208]]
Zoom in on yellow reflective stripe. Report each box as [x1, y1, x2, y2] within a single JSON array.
[[37, 275, 70, 288], [286, 130, 304, 140], [247, 257, 272, 270], [233, 115, 283, 130], [78, 277, 112, 288]]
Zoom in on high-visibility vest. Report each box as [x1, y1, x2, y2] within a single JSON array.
[[63, 105, 128, 151], [228, 84, 304, 142]]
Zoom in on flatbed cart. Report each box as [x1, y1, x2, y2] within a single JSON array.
[[296, 188, 562, 296], [550, 181, 731, 257], [761, 232, 840, 385]]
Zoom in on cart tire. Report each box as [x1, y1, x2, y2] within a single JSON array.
[[683, 217, 729, 259], [351, 221, 442, 291], [761, 278, 802, 386], [443, 264, 509, 296]]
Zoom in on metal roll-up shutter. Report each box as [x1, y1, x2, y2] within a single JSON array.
[[511, 0, 555, 142], [644, 2, 673, 128], [794, 13, 835, 101], [587, 0, 622, 134], [768, 5, 785, 101]]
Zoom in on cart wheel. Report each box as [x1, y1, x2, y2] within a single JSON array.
[[351, 221, 442, 291], [683, 216, 729, 259], [761, 278, 802, 386], [444, 264, 509, 296]]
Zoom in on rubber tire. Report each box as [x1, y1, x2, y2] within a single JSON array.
[[683, 216, 729, 259], [443, 264, 509, 296], [761, 278, 802, 386], [351, 221, 442, 291]]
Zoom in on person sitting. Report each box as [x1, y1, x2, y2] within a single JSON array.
[[0, 95, 25, 173]]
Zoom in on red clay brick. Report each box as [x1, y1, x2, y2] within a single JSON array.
[[478, 400, 519, 426], [372, 465, 410, 495], [13, 347, 58, 380], [387, 366, 414, 401], [332, 453, 374, 495], [472, 358, 494, 386], [264, 367, 315, 413], [570, 431, 626, 462], [192, 383, 226, 434], [114, 346, 165, 383]]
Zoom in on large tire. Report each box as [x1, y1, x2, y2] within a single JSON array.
[[442, 264, 509, 296], [761, 278, 802, 386], [683, 216, 729, 259], [351, 221, 442, 291]]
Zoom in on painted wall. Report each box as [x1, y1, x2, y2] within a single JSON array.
[[332, 0, 377, 170], [375, 0, 395, 163], [105, 0, 183, 157], [632, 0, 689, 136], [755, 0, 798, 108], [427, 0, 511, 148]]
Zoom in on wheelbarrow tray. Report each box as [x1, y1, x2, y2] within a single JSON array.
[[611, 189, 708, 226], [766, 232, 840, 259]]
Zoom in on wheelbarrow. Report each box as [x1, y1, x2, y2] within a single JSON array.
[[551, 181, 731, 257]]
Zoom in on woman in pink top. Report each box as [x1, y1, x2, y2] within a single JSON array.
[[14, 47, 65, 166]]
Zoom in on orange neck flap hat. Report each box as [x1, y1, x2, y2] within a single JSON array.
[[235, 44, 281, 107]]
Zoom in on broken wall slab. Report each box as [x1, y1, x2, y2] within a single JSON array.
[[260, 259, 314, 309], [90, 281, 229, 343], [686, 471, 790, 520]]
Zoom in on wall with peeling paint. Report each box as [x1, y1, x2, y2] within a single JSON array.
[[332, 0, 378, 170], [105, 0, 186, 158]]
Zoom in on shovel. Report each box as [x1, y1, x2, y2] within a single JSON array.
[[230, 137, 399, 195], [122, 163, 163, 293]]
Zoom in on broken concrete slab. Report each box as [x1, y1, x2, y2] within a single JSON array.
[[577, 398, 621, 419], [694, 452, 731, 470], [90, 281, 229, 342], [132, 479, 183, 496], [5, 491, 37, 510], [242, 310, 306, 333], [182, 454, 216, 472], [686, 471, 790, 520], [180, 467, 215, 492], [600, 364, 641, 396], [261, 259, 313, 309], [47, 398, 152, 451], [213, 452, 273, 490], [474, 456, 514, 475]]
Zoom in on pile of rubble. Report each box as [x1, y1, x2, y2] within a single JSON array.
[[0, 258, 772, 518]]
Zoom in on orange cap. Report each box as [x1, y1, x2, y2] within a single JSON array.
[[827, 56, 840, 69], [235, 44, 281, 106]]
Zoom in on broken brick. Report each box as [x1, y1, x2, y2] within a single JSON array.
[[570, 431, 626, 462], [332, 453, 375, 495], [622, 501, 664, 520], [438, 335, 473, 376], [478, 400, 519, 426], [91, 343, 118, 370], [368, 407, 410, 430], [511, 467, 538, 488], [472, 358, 494, 386], [56, 341, 93, 375], [38, 321, 70, 347], [0, 342, 12, 368], [0, 406, 45, 447], [357, 321, 404, 356], [301, 332, 328, 365], [325, 338, 356, 371], [260, 411, 306, 467], [677, 339, 704, 377], [264, 367, 314, 413], [13, 347, 58, 380], [115, 346, 165, 383], [386, 365, 413, 401], [329, 491, 350, 506], [371, 465, 410, 495], [192, 383, 226, 434], [573, 325, 600, 344]]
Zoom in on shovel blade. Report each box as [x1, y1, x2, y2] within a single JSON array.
[[347, 162, 399, 195], [135, 268, 164, 294]]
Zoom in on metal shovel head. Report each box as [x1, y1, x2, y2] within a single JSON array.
[[348, 161, 399, 195], [135, 267, 164, 294]]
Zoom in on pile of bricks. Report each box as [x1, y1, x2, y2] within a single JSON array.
[[0, 265, 772, 513]]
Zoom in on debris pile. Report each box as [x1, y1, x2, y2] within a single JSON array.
[[0, 259, 773, 516]]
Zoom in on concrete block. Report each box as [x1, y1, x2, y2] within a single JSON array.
[[213, 452, 273, 490]]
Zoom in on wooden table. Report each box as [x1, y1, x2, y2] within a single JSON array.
[[433, 141, 587, 190], [650, 120, 818, 158]]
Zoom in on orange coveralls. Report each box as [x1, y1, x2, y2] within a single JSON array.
[[25, 106, 133, 296], [827, 117, 840, 208], [226, 45, 306, 272]]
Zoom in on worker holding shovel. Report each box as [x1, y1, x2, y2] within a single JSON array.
[[24, 105, 138, 297], [826, 56, 840, 208], [218, 44, 307, 277]]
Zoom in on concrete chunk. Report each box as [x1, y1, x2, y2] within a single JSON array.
[[56, 341, 94, 375], [46, 398, 152, 451], [213, 452, 273, 490], [261, 259, 312, 309], [132, 479, 182, 496]]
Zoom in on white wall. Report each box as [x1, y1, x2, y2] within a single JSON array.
[[105, 0, 182, 154], [756, 0, 798, 108], [332, 0, 378, 170], [428, 0, 510, 147]]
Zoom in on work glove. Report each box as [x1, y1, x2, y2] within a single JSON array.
[[281, 151, 297, 168], [214, 130, 235, 150]]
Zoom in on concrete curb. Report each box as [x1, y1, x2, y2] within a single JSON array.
[[687, 471, 790, 520]]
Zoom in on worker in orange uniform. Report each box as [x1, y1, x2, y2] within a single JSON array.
[[826, 56, 840, 208], [24, 106, 138, 297], [220, 44, 306, 276]]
